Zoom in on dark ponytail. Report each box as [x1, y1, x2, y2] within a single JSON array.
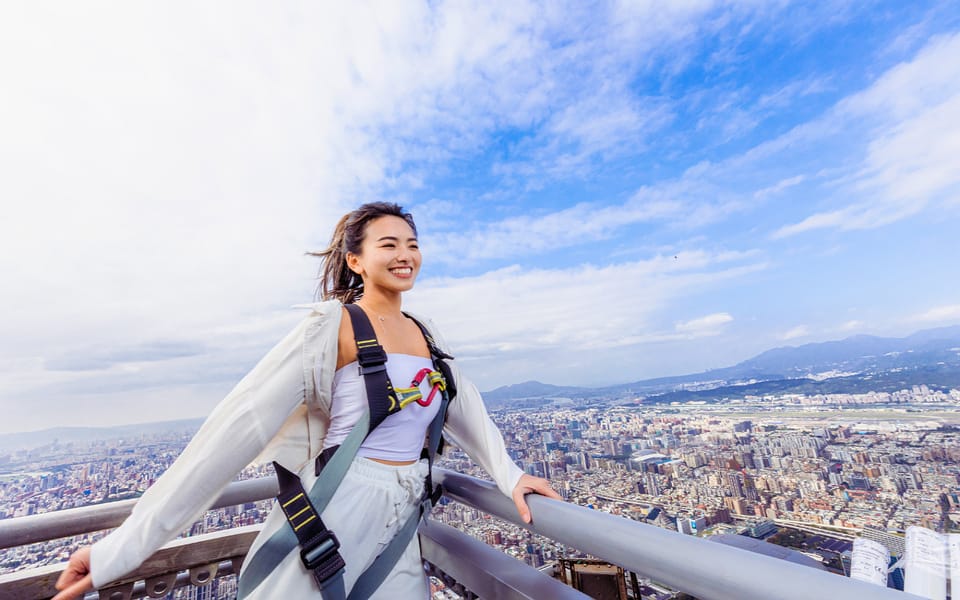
[[309, 202, 417, 303]]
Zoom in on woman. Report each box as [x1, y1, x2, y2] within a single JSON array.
[[54, 202, 560, 599]]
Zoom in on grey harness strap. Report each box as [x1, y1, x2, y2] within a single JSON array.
[[236, 411, 368, 598]]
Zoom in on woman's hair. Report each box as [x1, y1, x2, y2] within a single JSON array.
[[310, 202, 417, 303]]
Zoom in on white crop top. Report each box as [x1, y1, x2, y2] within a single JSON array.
[[323, 353, 443, 462]]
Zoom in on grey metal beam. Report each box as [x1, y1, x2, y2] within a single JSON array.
[[419, 520, 590, 600], [433, 468, 925, 600], [0, 477, 277, 550], [0, 526, 258, 600]]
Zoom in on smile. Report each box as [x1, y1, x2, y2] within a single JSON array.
[[390, 267, 413, 276]]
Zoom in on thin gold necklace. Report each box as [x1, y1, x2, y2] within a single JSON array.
[[358, 302, 390, 322]]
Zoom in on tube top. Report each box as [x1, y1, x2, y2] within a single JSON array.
[[323, 353, 442, 462]]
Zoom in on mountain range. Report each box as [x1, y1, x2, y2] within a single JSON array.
[[481, 325, 960, 406], [5, 326, 960, 451]]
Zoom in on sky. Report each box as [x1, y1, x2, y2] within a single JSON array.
[[2, 1, 960, 434]]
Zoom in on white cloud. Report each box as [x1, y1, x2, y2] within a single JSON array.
[[756, 77, 831, 111], [0, 2, 586, 432], [0, 3, 952, 431], [772, 33, 960, 238], [753, 175, 806, 200], [780, 325, 809, 341], [908, 304, 960, 324], [840, 320, 864, 332], [675, 312, 734, 336], [428, 195, 686, 262], [0, 2, 781, 432], [427, 175, 746, 263], [407, 250, 763, 366], [460, 30, 960, 258]]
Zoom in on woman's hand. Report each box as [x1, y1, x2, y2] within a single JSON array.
[[511, 474, 562, 524], [53, 546, 94, 600]]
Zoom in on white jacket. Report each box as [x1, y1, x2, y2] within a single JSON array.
[[90, 300, 524, 587]]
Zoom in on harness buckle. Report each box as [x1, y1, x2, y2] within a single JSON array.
[[300, 530, 346, 588], [356, 344, 387, 371], [358, 362, 387, 375]]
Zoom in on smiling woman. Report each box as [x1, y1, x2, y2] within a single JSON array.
[[52, 202, 560, 600], [310, 203, 421, 305]]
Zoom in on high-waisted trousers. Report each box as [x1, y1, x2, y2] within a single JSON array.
[[240, 456, 430, 598]]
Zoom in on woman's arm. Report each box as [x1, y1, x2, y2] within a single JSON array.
[[442, 363, 525, 497], [58, 314, 317, 596], [441, 362, 560, 522]]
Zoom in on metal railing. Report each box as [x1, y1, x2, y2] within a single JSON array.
[[0, 477, 279, 550], [1, 469, 926, 600], [432, 469, 925, 600], [0, 473, 574, 600]]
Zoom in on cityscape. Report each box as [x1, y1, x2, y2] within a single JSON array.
[[2, 378, 959, 598]]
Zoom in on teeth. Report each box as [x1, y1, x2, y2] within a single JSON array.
[[391, 267, 412, 274]]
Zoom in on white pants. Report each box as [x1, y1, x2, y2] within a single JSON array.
[[241, 457, 430, 599]]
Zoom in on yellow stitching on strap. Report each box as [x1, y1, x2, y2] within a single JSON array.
[[288, 505, 311, 521], [293, 514, 317, 531], [282, 493, 304, 508]]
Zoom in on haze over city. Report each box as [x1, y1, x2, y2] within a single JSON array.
[[2, 1, 960, 433]]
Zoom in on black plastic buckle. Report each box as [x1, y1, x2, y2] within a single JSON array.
[[358, 362, 387, 375], [356, 345, 387, 373], [300, 530, 345, 586]]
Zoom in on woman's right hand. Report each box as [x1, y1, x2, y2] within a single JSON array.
[[52, 546, 94, 600]]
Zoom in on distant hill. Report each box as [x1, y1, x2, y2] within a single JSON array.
[[0, 418, 204, 453], [734, 325, 960, 375], [482, 325, 960, 403], [483, 380, 591, 405]]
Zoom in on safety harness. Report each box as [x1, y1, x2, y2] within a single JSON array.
[[237, 304, 455, 599]]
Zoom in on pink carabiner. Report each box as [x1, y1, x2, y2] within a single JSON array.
[[418, 386, 440, 407], [410, 368, 432, 386], [410, 368, 437, 406]]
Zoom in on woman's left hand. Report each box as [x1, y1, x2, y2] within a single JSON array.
[[511, 474, 562, 524]]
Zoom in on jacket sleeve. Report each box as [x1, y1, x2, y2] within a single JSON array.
[[442, 362, 524, 498], [89, 316, 313, 587]]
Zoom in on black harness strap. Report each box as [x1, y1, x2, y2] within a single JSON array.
[[274, 462, 346, 593], [345, 304, 401, 432], [404, 312, 456, 499]]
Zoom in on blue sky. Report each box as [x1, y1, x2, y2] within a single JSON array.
[[1, 1, 959, 433]]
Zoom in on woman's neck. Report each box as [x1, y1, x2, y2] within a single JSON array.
[[356, 291, 403, 319]]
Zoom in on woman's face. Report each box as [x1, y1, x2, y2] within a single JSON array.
[[347, 215, 421, 296]]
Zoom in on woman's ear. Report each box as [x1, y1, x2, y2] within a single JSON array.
[[345, 252, 363, 276]]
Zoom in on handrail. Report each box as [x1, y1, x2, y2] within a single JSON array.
[[433, 468, 924, 600], [419, 520, 590, 599], [0, 477, 278, 550], [1, 471, 925, 600]]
